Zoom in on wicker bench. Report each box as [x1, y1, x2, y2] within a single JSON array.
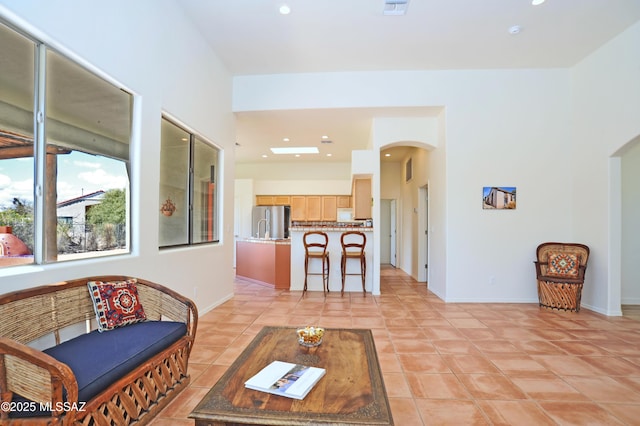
[[0, 275, 198, 425]]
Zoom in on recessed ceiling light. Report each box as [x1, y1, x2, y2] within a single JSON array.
[[295, 154, 300, 158], [321, 135, 329, 139], [508, 25, 522, 35], [385, 153, 391, 157], [262, 154, 268, 158], [279, 4, 291, 15], [532, 0, 545, 5], [283, 137, 290, 142], [270, 147, 319, 155], [326, 153, 332, 157], [383, 0, 409, 16]]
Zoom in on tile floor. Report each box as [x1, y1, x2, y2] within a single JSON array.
[[150, 266, 640, 425]]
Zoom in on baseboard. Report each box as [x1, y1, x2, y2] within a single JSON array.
[[198, 292, 234, 317]]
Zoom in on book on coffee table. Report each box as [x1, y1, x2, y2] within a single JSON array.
[[244, 360, 326, 400]]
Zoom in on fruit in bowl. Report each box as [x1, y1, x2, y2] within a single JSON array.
[[297, 326, 325, 347]]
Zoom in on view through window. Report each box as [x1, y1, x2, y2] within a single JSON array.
[[159, 117, 219, 247], [0, 22, 132, 267]]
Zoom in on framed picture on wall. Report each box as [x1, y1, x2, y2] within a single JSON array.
[[405, 158, 413, 182], [483, 186, 517, 209]]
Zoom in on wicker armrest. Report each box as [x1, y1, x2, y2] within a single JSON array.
[[0, 337, 78, 416], [534, 262, 586, 282], [537, 267, 586, 284], [135, 278, 198, 342]]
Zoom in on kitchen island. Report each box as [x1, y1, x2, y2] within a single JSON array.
[[290, 226, 373, 293], [236, 238, 291, 289]]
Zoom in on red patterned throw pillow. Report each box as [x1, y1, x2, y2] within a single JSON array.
[[88, 279, 147, 332], [547, 253, 580, 278]]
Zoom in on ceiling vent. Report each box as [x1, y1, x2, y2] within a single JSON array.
[[384, 0, 409, 16]]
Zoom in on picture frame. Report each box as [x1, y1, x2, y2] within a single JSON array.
[[405, 158, 413, 182], [483, 186, 516, 209]]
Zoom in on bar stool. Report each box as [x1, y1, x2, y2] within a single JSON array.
[[340, 231, 366, 295], [303, 231, 330, 294]]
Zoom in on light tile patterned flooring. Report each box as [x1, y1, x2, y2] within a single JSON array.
[[150, 266, 640, 425]]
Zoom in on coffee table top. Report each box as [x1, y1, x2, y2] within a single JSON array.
[[190, 326, 393, 425]]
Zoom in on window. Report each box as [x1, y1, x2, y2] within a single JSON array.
[[0, 22, 132, 267], [159, 118, 219, 248]]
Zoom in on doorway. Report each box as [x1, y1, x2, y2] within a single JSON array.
[[620, 136, 640, 316], [418, 185, 428, 283], [380, 199, 397, 267]]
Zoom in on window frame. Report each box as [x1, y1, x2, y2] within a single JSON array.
[[159, 115, 221, 249], [0, 19, 134, 267]]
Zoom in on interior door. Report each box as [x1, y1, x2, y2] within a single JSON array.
[[380, 200, 391, 264], [390, 199, 397, 267], [417, 186, 428, 282]]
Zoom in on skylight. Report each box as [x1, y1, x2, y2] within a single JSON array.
[[270, 147, 319, 154]]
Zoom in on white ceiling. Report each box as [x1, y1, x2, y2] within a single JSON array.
[[179, 0, 640, 164]]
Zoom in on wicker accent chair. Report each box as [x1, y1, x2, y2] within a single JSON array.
[[534, 242, 590, 312]]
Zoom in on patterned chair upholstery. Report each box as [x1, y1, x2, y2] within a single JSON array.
[[534, 242, 590, 312]]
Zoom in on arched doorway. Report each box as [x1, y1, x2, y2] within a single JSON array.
[[379, 144, 432, 283], [615, 135, 640, 318]]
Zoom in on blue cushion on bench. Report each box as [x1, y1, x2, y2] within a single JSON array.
[[9, 320, 186, 418], [44, 321, 187, 403]]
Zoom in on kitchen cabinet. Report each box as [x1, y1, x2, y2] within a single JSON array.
[[337, 196, 351, 208], [305, 196, 322, 221], [291, 196, 306, 221], [236, 240, 290, 289], [273, 195, 291, 205], [321, 196, 337, 221], [256, 195, 275, 205], [259, 194, 351, 221], [353, 178, 372, 219], [256, 195, 291, 206]]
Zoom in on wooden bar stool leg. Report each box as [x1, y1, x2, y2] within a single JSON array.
[[340, 254, 346, 296], [323, 255, 330, 294], [303, 256, 309, 294], [361, 255, 366, 293]]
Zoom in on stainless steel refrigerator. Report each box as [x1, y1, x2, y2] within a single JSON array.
[[251, 205, 290, 239]]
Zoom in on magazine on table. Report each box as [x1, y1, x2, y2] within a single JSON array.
[[244, 360, 326, 400]]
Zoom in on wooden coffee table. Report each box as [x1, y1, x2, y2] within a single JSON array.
[[190, 326, 393, 425]]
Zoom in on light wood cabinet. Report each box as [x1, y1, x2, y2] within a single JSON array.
[[305, 196, 322, 221], [273, 195, 290, 205], [337, 196, 351, 208], [256, 195, 275, 205], [321, 196, 337, 221], [353, 178, 372, 219], [256, 195, 291, 206], [291, 196, 306, 221], [257, 194, 351, 221]]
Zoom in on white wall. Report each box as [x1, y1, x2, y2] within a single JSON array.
[[234, 68, 573, 305], [381, 162, 402, 200], [426, 111, 447, 299], [571, 21, 640, 314], [0, 0, 236, 314], [235, 161, 352, 200], [236, 161, 351, 182]]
